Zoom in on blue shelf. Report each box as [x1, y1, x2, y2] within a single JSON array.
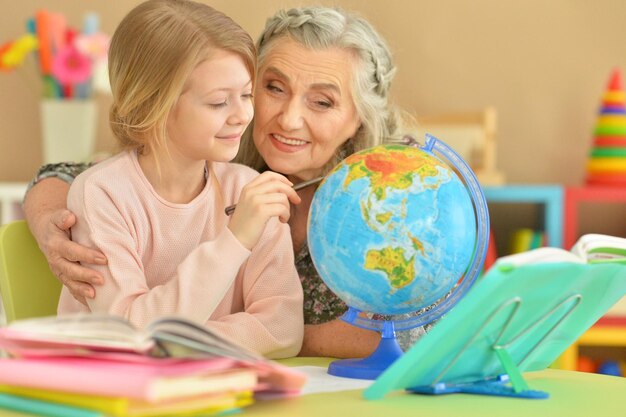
[[482, 185, 564, 248]]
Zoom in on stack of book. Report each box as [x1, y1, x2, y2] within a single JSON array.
[[0, 315, 306, 417]]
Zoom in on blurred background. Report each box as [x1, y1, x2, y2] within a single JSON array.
[[2, 0, 626, 182], [1, 0, 626, 234]]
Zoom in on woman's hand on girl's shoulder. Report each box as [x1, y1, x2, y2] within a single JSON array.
[[38, 209, 107, 305]]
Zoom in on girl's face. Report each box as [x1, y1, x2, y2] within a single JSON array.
[[167, 50, 253, 164], [252, 39, 361, 181]]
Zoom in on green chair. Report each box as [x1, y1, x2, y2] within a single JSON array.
[[0, 220, 61, 323]]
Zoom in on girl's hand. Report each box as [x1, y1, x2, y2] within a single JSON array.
[[228, 172, 301, 250], [35, 209, 106, 304]]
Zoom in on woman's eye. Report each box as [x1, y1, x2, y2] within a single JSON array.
[[266, 83, 283, 94], [314, 99, 333, 109]]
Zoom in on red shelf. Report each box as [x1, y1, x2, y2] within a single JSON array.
[[563, 186, 626, 249], [557, 186, 626, 371]]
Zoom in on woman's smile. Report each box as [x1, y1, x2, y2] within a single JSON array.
[[271, 133, 309, 150]]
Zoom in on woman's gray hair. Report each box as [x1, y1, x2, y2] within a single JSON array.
[[236, 6, 409, 174]]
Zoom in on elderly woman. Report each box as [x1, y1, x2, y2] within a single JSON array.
[[23, 6, 421, 358]]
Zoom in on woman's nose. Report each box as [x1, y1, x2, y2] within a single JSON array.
[[277, 99, 304, 131]]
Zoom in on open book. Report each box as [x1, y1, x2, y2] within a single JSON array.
[[0, 314, 260, 362], [495, 233, 626, 267]]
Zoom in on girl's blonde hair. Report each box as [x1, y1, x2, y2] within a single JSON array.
[[235, 6, 411, 175], [108, 0, 255, 158]]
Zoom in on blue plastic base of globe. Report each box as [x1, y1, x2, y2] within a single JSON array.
[[328, 336, 404, 380]]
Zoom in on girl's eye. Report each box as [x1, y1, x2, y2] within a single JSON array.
[[209, 101, 228, 109], [242, 93, 254, 100]]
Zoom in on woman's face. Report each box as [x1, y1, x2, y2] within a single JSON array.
[[252, 38, 361, 181]]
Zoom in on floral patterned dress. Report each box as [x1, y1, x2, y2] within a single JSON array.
[[29, 162, 429, 351], [27, 162, 95, 193], [295, 242, 427, 351]]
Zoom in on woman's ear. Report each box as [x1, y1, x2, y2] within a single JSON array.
[[350, 123, 363, 139]]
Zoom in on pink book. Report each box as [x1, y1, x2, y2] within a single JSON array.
[[0, 356, 257, 402]]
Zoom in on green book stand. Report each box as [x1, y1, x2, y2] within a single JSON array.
[[364, 261, 626, 400]]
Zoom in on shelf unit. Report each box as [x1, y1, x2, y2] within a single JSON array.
[[482, 184, 563, 248], [557, 186, 626, 371]]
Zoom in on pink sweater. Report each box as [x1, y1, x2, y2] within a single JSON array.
[[59, 151, 304, 358]]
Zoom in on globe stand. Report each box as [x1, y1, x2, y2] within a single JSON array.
[[328, 315, 403, 380], [308, 134, 491, 381]]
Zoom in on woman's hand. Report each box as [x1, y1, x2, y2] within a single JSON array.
[[299, 319, 380, 358], [228, 171, 301, 250], [33, 209, 106, 305]]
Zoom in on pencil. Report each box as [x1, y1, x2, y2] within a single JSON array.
[[224, 176, 324, 216]]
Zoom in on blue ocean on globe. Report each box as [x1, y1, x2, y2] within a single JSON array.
[[308, 144, 477, 315]]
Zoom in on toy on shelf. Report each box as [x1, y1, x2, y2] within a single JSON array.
[[578, 356, 625, 377], [597, 360, 623, 377], [508, 228, 545, 254], [586, 68, 626, 187], [576, 355, 597, 373]]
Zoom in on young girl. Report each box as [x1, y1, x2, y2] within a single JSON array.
[[57, 0, 304, 359]]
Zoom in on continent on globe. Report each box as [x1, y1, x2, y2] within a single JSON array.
[[364, 246, 415, 289], [344, 145, 446, 200]]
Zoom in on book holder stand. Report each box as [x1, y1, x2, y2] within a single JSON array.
[[364, 261, 626, 400], [408, 295, 582, 399]]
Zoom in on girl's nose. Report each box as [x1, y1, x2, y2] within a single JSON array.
[[228, 98, 253, 125]]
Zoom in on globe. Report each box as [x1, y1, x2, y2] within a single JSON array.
[[307, 135, 489, 379], [309, 143, 477, 314]]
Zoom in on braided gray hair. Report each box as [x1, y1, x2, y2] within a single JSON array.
[[236, 6, 407, 174]]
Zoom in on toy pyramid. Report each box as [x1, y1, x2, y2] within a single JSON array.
[[586, 68, 626, 186]]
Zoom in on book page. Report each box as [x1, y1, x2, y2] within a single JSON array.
[[148, 317, 262, 362], [571, 234, 626, 263], [293, 366, 373, 395], [494, 247, 584, 268], [0, 314, 154, 355], [147, 318, 308, 392]]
